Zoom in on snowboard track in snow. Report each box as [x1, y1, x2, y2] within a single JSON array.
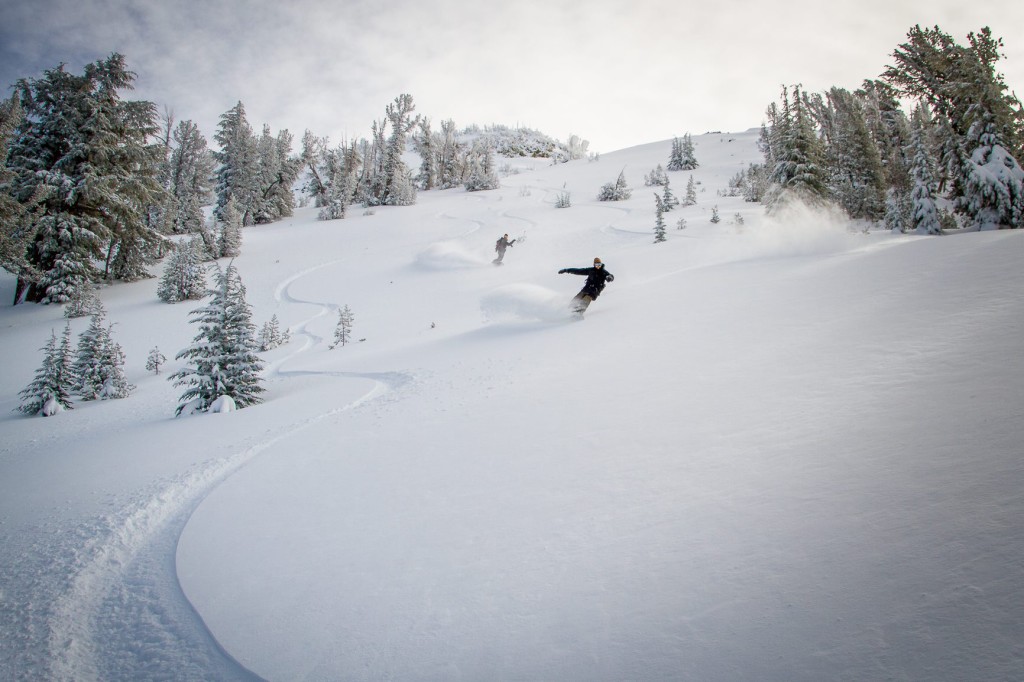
[[40, 264, 415, 681]]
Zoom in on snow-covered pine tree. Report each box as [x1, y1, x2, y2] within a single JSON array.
[[958, 112, 1024, 229], [74, 308, 134, 400], [258, 314, 290, 351], [598, 170, 632, 201], [252, 126, 301, 223], [436, 119, 465, 190], [821, 87, 887, 220], [884, 191, 912, 233], [685, 175, 697, 206], [18, 324, 76, 416], [885, 26, 1024, 225], [0, 93, 38, 292], [668, 134, 699, 171], [170, 261, 264, 414], [330, 305, 354, 349], [653, 194, 668, 243], [217, 198, 243, 258], [169, 119, 215, 235], [380, 94, 419, 206], [857, 80, 914, 200], [661, 177, 679, 211], [318, 151, 357, 221], [146, 346, 167, 374], [64, 286, 103, 318], [7, 54, 165, 303], [464, 140, 500, 192], [157, 238, 207, 302], [300, 130, 330, 206], [764, 85, 831, 213], [668, 137, 683, 171], [909, 107, 943, 234], [214, 102, 259, 225], [710, 206, 721, 223], [415, 118, 438, 191], [644, 164, 668, 187]]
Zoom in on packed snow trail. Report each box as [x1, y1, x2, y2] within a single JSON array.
[[32, 261, 414, 680]]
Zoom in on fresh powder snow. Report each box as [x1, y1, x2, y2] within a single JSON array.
[[2, 130, 1023, 681]]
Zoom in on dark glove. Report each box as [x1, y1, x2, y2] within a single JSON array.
[[558, 269, 566, 274], [607, 274, 614, 282]]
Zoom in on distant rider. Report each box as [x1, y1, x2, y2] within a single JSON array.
[[494, 234, 516, 263]]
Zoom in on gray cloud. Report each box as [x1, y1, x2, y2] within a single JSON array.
[[1, 0, 1022, 152]]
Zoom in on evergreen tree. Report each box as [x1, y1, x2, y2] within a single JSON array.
[[764, 85, 831, 213], [598, 170, 632, 201], [64, 286, 103, 319], [74, 307, 133, 400], [157, 238, 207, 302], [436, 119, 465, 190], [653, 194, 668, 243], [886, 26, 1022, 158], [885, 26, 1024, 224], [258, 314, 290, 351], [330, 305, 354, 349], [7, 54, 166, 303], [464, 140, 500, 192], [644, 164, 668, 187], [18, 324, 75, 416], [17, 323, 74, 413], [380, 94, 420, 206], [217, 198, 242, 258], [146, 346, 167, 374], [169, 119, 215, 235], [885, 191, 912, 233], [0, 93, 40, 292], [661, 177, 679, 211], [300, 130, 330, 206], [908, 107, 943, 234], [685, 175, 698, 205], [415, 118, 438, 190], [679, 133, 698, 170], [958, 112, 1024, 229], [668, 137, 683, 171], [170, 262, 264, 414], [857, 80, 914, 198], [252, 126, 301, 223], [318, 150, 356, 221], [710, 206, 721, 223], [668, 134, 699, 171], [214, 102, 259, 225], [822, 87, 887, 220]]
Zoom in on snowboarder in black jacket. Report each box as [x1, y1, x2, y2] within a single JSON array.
[[493, 234, 516, 264], [558, 257, 614, 315]]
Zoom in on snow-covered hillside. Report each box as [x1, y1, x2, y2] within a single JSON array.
[[2, 130, 1022, 681]]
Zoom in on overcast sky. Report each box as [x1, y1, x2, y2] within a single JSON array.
[[1, 0, 1022, 153]]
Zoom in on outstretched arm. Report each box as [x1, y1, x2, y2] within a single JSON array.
[[558, 267, 589, 276]]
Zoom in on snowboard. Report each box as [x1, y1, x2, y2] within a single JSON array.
[[492, 259, 504, 266], [570, 295, 592, 318]]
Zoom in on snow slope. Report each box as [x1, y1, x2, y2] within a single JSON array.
[[2, 130, 1023, 681]]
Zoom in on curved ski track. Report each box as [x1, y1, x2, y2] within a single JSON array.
[[42, 261, 414, 681]]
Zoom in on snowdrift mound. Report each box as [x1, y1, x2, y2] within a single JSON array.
[[480, 283, 572, 322]]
